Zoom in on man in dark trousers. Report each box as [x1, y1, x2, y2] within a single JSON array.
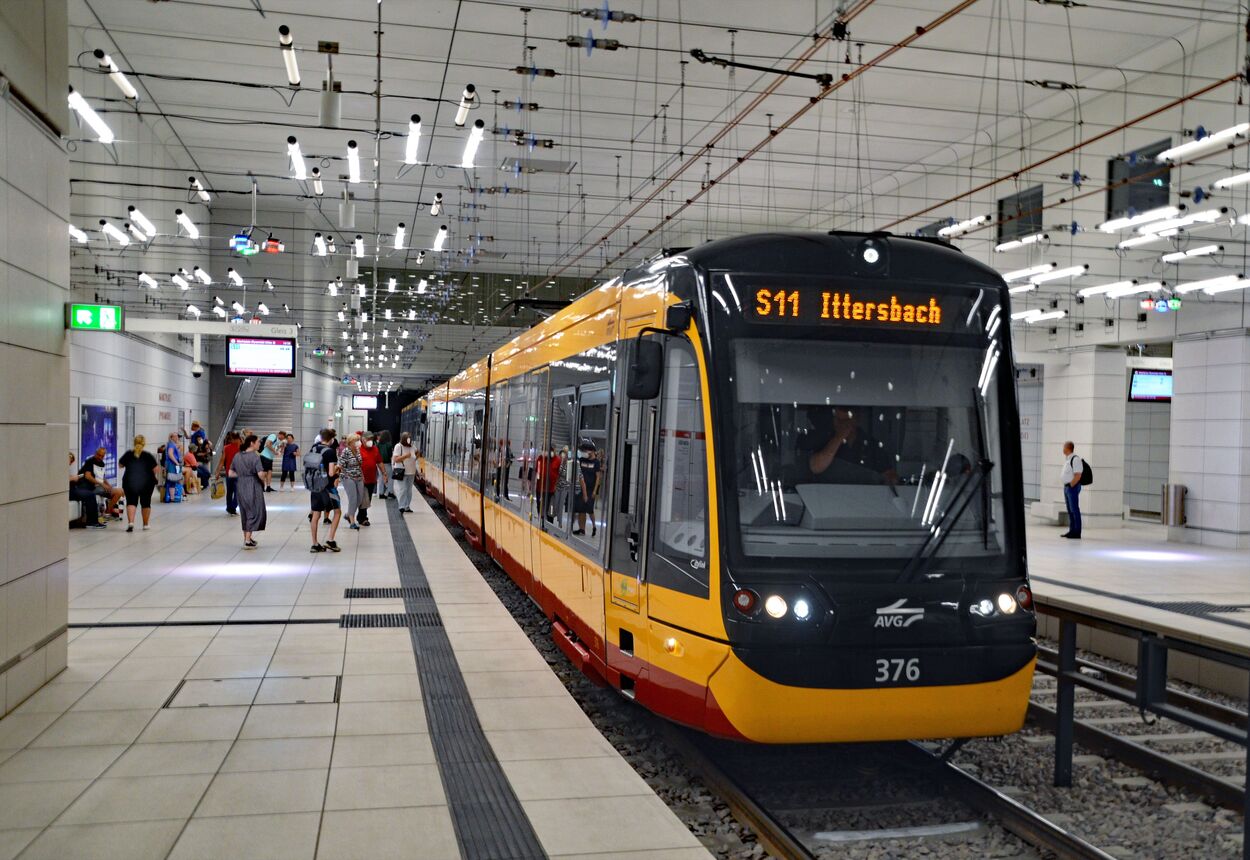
[[1060, 441, 1084, 539]]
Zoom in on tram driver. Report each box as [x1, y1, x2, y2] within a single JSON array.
[[799, 405, 899, 486]]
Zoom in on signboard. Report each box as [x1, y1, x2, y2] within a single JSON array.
[[226, 336, 296, 377], [303, 401, 316, 410], [80, 403, 119, 481], [751, 288, 949, 328], [1129, 369, 1172, 403], [352, 394, 379, 410], [67, 303, 123, 332]]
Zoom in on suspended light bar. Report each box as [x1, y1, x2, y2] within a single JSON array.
[[287, 136, 307, 180], [1175, 274, 1247, 295], [1213, 171, 1250, 190], [461, 121, 485, 168], [1097, 206, 1180, 233], [1106, 280, 1163, 299], [1140, 207, 1228, 234], [212, 306, 227, 318], [393, 222, 406, 250], [227, 268, 244, 286], [346, 140, 361, 183], [68, 224, 89, 244], [189, 176, 211, 204], [213, 295, 224, 306], [384, 309, 392, 321], [172, 273, 190, 290], [353, 235, 364, 257], [1079, 280, 1137, 298], [231, 301, 245, 314], [1156, 123, 1250, 163], [415, 251, 425, 265], [190, 266, 209, 285], [404, 115, 422, 164], [277, 25, 300, 86], [1118, 233, 1172, 250], [417, 279, 428, 294], [1007, 283, 1037, 295], [175, 209, 199, 239], [432, 225, 448, 252], [127, 208, 156, 238], [1026, 309, 1067, 324], [257, 303, 270, 316], [387, 277, 396, 293], [1200, 276, 1250, 295], [1011, 309, 1042, 321], [1162, 244, 1222, 263], [430, 193, 443, 216], [99, 220, 130, 246], [138, 273, 159, 289], [310, 167, 324, 196], [327, 235, 337, 254], [357, 283, 366, 297], [313, 233, 327, 256], [265, 279, 274, 290], [937, 214, 991, 238], [327, 277, 340, 297], [282, 303, 289, 312], [126, 222, 148, 242], [337, 309, 346, 322], [1002, 263, 1056, 282], [67, 86, 115, 144], [994, 232, 1047, 253], [93, 50, 138, 100], [186, 304, 201, 318], [1030, 264, 1088, 285], [455, 84, 477, 127]]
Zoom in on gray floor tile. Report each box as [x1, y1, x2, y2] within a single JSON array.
[[17, 819, 186, 860], [0, 745, 126, 784], [0, 780, 90, 829], [254, 675, 337, 705], [316, 807, 459, 860], [330, 734, 436, 769], [335, 701, 427, 736], [323, 764, 445, 811], [238, 703, 338, 739], [220, 737, 333, 773], [104, 741, 232, 777], [169, 812, 319, 860], [337, 674, 421, 703], [58, 773, 212, 824], [30, 710, 153, 748], [197, 769, 328, 817], [136, 706, 249, 743]]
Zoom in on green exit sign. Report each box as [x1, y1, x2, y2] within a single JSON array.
[[303, 401, 316, 409], [67, 303, 123, 331]]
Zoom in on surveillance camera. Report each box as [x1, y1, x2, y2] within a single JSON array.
[[192, 362, 204, 378]]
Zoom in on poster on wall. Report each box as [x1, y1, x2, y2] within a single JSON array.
[[80, 403, 119, 481]]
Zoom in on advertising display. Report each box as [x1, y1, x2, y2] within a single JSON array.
[[1128, 368, 1172, 402], [352, 394, 379, 410], [80, 403, 119, 481], [226, 337, 296, 377]]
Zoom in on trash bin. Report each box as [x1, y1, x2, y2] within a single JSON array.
[[1161, 483, 1186, 526]]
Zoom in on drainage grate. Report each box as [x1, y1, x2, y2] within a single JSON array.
[[339, 612, 443, 629], [1151, 602, 1249, 617], [344, 586, 432, 600]]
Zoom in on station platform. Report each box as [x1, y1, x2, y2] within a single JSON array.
[[0, 491, 709, 860]]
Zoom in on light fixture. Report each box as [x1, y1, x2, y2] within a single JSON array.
[[1161, 244, 1221, 263], [1007, 282, 1036, 295], [1175, 274, 1247, 295], [231, 301, 245, 314], [1157, 123, 1250, 163], [193, 266, 212, 285], [1104, 280, 1163, 299], [127, 206, 156, 236], [175, 209, 199, 239], [93, 50, 138, 100], [282, 303, 289, 312], [353, 235, 364, 257], [265, 279, 274, 290], [67, 86, 115, 144], [327, 235, 337, 254], [346, 140, 360, 183], [189, 176, 211, 203], [186, 304, 201, 317], [1140, 206, 1228, 234], [138, 273, 158, 289], [461, 121, 485, 168], [1002, 263, 1056, 282], [357, 283, 366, 297], [227, 268, 244, 286], [287, 136, 307, 180], [430, 193, 443, 216], [328, 277, 340, 297], [68, 224, 89, 244], [994, 232, 1047, 252], [394, 222, 406, 250], [213, 295, 224, 306], [99, 220, 130, 246], [1117, 233, 1171, 250], [257, 302, 270, 315], [937, 214, 991, 238], [1201, 276, 1250, 295], [1030, 264, 1088, 285], [404, 115, 422, 164], [172, 273, 190, 290], [212, 306, 227, 318], [387, 277, 396, 293], [763, 595, 788, 619], [1097, 205, 1180, 232], [278, 24, 300, 86], [433, 225, 448, 252], [416, 251, 425, 265], [126, 222, 148, 242], [384, 309, 392, 321], [310, 167, 324, 196], [1011, 309, 1042, 321], [313, 233, 327, 256], [337, 309, 346, 322], [1026, 309, 1066, 324], [455, 84, 476, 127], [1213, 171, 1250, 190], [1078, 280, 1137, 298]]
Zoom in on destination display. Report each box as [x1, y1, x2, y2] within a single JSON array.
[[750, 287, 952, 329], [352, 394, 379, 410], [226, 336, 296, 377]]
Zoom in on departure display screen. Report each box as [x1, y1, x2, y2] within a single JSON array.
[[226, 337, 296, 377], [1128, 368, 1172, 402], [750, 287, 952, 329], [352, 395, 379, 410]]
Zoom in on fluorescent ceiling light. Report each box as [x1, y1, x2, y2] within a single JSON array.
[[455, 84, 476, 127], [1201, 276, 1250, 295], [94, 50, 138, 99], [127, 206, 156, 235], [1161, 244, 1221, 263], [432, 225, 448, 252], [213, 295, 224, 306], [430, 193, 443, 216], [257, 303, 270, 315], [1175, 274, 1246, 294], [68, 87, 115, 144], [1140, 207, 1228, 234], [227, 268, 244, 286], [1213, 171, 1250, 190], [287, 136, 306, 180], [461, 120, 485, 168], [212, 306, 227, 318], [99, 220, 129, 246], [278, 25, 300, 86], [1011, 309, 1042, 321], [1106, 280, 1163, 298], [1079, 280, 1136, 298], [138, 273, 158, 289], [387, 277, 396, 293], [937, 214, 992, 239], [192, 266, 212, 285], [175, 209, 199, 239], [1002, 263, 1056, 282], [1117, 233, 1171, 250], [1026, 309, 1066, 324], [394, 222, 406, 250], [311, 167, 323, 196], [327, 278, 339, 297], [1097, 206, 1179, 232], [1030, 264, 1088, 285], [417, 279, 428, 294], [994, 232, 1047, 252], [172, 273, 190, 290], [405, 115, 422, 164], [186, 304, 201, 317], [265, 278, 274, 290], [346, 140, 360, 183], [1008, 283, 1036, 294], [1157, 123, 1250, 163], [313, 233, 327, 256], [126, 222, 148, 242], [353, 235, 364, 257], [357, 283, 366, 297], [189, 176, 210, 203], [68, 224, 88, 244], [231, 301, 245, 313]]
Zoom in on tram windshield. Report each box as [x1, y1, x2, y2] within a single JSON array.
[[725, 332, 1010, 567]]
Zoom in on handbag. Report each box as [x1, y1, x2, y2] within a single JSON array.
[[210, 479, 225, 500], [391, 466, 406, 481]]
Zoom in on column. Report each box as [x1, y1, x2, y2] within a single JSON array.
[[1169, 334, 1250, 549], [1038, 347, 1128, 529], [0, 0, 70, 715]]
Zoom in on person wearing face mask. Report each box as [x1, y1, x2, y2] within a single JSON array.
[[338, 434, 366, 530], [359, 432, 381, 526], [392, 432, 416, 513]]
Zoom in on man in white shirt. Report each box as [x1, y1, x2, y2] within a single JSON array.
[[1060, 441, 1083, 540]]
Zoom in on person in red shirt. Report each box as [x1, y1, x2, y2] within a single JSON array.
[[213, 431, 241, 516], [358, 432, 382, 526], [543, 447, 562, 522]]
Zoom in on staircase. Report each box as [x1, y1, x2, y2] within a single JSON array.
[[232, 377, 294, 436]]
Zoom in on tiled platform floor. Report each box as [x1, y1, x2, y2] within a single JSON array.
[[0, 490, 708, 859]]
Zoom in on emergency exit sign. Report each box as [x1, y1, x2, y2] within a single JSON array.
[[67, 303, 123, 331], [303, 401, 315, 409]]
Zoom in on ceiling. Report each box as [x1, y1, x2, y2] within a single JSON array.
[[64, 0, 1248, 387]]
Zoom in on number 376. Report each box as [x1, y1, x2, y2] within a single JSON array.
[[875, 657, 920, 683]]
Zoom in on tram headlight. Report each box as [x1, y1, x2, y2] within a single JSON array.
[[997, 592, 1018, 614], [862, 246, 880, 264], [792, 598, 811, 620], [858, 237, 887, 272], [764, 595, 788, 619], [971, 598, 995, 617]]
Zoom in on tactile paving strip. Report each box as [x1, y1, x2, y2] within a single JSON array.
[[338, 612, 443, 628], [385, 499, 549, 859], [343, 586, 433, 599]]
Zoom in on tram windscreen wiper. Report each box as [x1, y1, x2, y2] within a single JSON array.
[[899, 458, 993, 583]]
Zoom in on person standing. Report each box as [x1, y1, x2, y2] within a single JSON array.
[[573, 440, 601, 537], [259, 432, 279, 492], [359, 433, 382, 525], [232, 435, 267, 548], [213, 432, 241, 516], [279, 432, 299, 491], [392, 432, 416, 513], [338, 434, 366, 530], [189, 420, 208, 449], [1061, 441, 1084, 540], [377, 430, 394, 498], [310, 428, 342, 552], [118, 436, 159, 532]]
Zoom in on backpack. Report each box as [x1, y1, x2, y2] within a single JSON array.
[[1077, 455, 1093, 486], [303, 442, 325, 471]]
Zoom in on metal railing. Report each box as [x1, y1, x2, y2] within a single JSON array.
[[211, 378, 256, 473]]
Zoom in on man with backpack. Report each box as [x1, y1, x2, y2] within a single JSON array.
[[309, 428, 342, 552], [1060, 441, 1091, 540]]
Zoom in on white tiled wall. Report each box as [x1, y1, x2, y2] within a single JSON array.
[[1123, 401, 1170, 515], [0, 82, 71, 712]]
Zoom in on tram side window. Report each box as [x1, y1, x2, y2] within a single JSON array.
[[428, 406, 444, 470], [501, 380, 527, 510], [469, 402, 485, 490], [525, 369, 551, 521], [572, 385, 610, 555], [488, 381, 507, 501], [649, 341, 709, 596], [544, 391, 576, 533]]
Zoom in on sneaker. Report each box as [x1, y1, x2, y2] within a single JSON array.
[[349, 523, 360, 530], [325, 540, 340, 552], [126, 525, 134, 533], [142, 525, 150, 531], [359, 519, 371, 527], [400, 508, 413, 513], [310, 544, 326, 553], [86, 522, 106, 529], [322, 517, 332, 524]]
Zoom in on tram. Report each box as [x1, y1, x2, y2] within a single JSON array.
[[419, 232, 1035, 743]]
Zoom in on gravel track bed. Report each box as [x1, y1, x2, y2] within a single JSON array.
[[423, 497, 1245, 858]]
